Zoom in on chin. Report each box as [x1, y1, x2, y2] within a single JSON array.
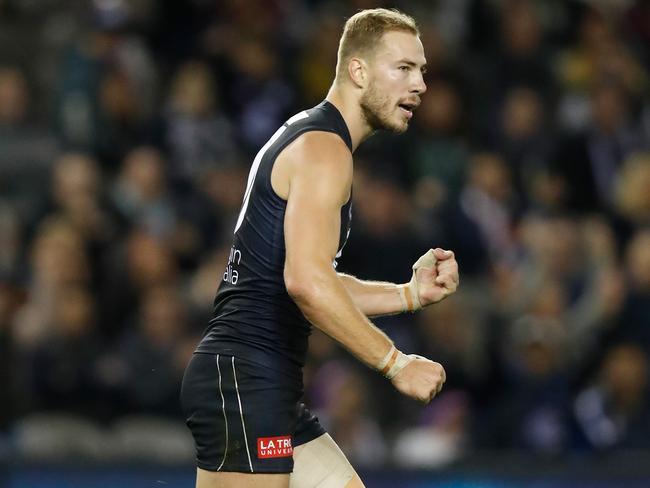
[[363, 104, 410, 133], [371, 112, 406, 133], [385, 118, 409, 134]]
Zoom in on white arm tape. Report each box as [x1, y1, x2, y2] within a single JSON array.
[[397, 283, 420, 313], [413, 248, 438, 270], [397, 249, 437, 313], [377, 345, 414, 379]]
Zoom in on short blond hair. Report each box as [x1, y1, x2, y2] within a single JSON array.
[[336, 8, 419, 78]]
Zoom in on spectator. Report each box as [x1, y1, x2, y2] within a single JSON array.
[[408, 76, 469, 204], [12, 218, 90, 349], [53, 0, 157, 167], [393, 391, 470, 468], [30, 152, 118, 292], [19, 286, 108, 420], [163, 61, 237, 185], [0, 67, 58, 201], [296, 13, 341, 106], [491, 85, 553, 208], [457, 152, 518, 266], [480, 310, 572, 452], [48, 153, 115, 245], [613, 152, 650, 240], [0, 204, 22, 281], [112, 146, 210, 266], [610, 230, 650, 353], [113, 284, 191, 417], [223, 37, 296, 153], [477, 0, 555, 125], [0, 280, 21, 430], [573, 344, 650, 450], [556, 6, 648, 131], [553, 81, 646, 213], [99, 230, 177, 339]]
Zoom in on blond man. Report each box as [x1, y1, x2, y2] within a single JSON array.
[[181, 8, 459, 488]]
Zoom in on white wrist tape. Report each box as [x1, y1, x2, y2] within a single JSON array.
[[396, 282, 420, 313], [397, 249, 437, 313], [377, 345, 414, 379]]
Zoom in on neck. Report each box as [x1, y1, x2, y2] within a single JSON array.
[[325, 82, 374, 151]]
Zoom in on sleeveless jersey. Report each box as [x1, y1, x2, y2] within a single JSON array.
[[196, 100, 353, 376]]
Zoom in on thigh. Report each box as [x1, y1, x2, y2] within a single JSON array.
[[181, 353, 302, 474], [290, 433, 364, 488]]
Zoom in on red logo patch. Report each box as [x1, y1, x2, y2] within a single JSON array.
[[257, 436, 293, 458]]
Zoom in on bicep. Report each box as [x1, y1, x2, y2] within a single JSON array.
[[283, 135, 352, 277]]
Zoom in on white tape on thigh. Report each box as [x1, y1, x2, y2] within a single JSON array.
[[290, 433, 356, 488]]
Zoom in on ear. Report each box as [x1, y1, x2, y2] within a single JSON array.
[[347, 58, 367, 88]]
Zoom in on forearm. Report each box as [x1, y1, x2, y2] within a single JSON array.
[[287, 269, 394, 369], [338, 273, 406, 317]]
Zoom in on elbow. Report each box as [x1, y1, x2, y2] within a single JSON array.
[[284, 267, 322, 305], [284, 271, 312, 303]]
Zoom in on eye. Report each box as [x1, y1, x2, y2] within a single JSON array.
[[399, 65, 410, 72], [421, 66, 428, 75]]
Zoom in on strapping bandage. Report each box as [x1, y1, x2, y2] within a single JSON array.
[[396, 249, 437, 313], [290, 433, 356, 488], [377, 345, 413, 379]]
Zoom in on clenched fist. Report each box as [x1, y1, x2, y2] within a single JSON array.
[[415, 248, 459, 306], [397, 248, 459, 312], [390, 356, 446, 403]]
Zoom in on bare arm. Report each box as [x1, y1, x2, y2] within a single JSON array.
[[281, 131, 446, 402], [337, 274, 404, 317], [338, 248, 460, 317], [282, 132, 393, 369]]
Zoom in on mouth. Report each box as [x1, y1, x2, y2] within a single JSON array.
[[398, 101, 419, 120]]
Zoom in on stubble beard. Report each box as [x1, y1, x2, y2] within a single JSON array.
[[360, 82, 407, 134]]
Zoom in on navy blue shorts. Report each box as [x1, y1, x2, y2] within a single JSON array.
[[180, 352, 326, 473]]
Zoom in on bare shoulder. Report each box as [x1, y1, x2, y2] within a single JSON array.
[[273, 131, 353, 202], [285, 131, 352, 177], [291, 131, 351, 160]]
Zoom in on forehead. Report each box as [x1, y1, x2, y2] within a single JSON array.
[[373, 30, 426, 66]]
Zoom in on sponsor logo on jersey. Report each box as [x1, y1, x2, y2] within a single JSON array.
[[257, 436, 293, 458]]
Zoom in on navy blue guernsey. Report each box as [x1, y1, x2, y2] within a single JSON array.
[[196, 101, 353, 376]]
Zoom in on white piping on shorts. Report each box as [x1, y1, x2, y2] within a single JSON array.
[[216, 354, 229, 471], [232, 356, 254, 472]]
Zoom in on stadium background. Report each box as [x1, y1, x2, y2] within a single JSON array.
[[1, 0, 650, 486]]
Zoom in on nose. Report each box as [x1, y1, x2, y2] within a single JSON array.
[[412, 71, 426, 94]]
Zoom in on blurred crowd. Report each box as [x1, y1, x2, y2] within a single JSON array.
[[1, 0, 650, 468]]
